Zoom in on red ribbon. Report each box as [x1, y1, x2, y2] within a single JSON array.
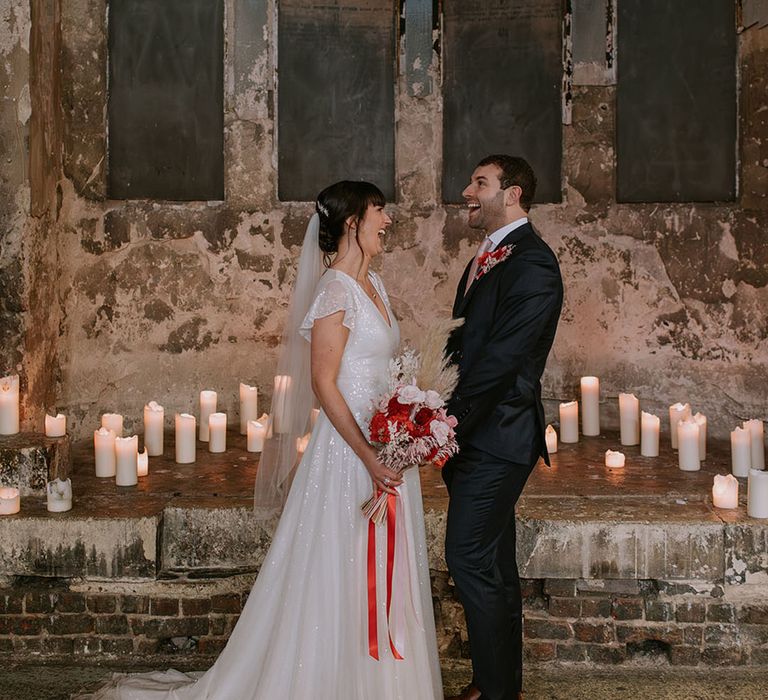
[[367, 491, 404, 660]]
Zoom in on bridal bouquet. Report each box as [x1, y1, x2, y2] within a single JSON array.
[[362, 318, 463, 523]]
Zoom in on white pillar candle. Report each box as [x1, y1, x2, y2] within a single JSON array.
[[545, 424, 558, 454], [46, 478, 72, 513], [743, 419, 765, 471], [272, 375, 292, 433], [137, 448, 149, 477], [559, 401, 579, 443], [45, 413, 66, 437], [247, 416, 267, 453], [619, 393, 640, 446], [640, 411, 660, 457], [712, 474, 738, 510], [0, 487, 20, 515], [580, 376, 600, 436], [94, 427, 116, 477], [747, 468, 768, 518], [669, 402, 691, 449], [693, 413, 707, 461], [101, 413, 123, 438], [208, 413, 227, 453], [115, 435, 138, 486], [605, 450, 625, 468], [175, 413, 196, 464], [199, 391, 217, 442], [731, 426, 752, 478], [677, 419, 701, 471], [296, 432, 311, 454], [143, 401, 164, 456], [239, 383, 259, 435], [0, 375, 20, 435]]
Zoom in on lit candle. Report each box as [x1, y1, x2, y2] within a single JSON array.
[[247, 415, 268, 453], [239, 383, 259, 435], [199, 391, 217, 442], [137, 448, 149, 477], [677, 419, 700, 471], [747, 469, 768, 519], [311, 407, 320, 428], [46, 478, 72, 513], [743, 419, 765, 471], [545, 424, 558, 454], [605, 450, 625, 468], [143, 401, 164, 456], [272, 375, 292, 433], [559, 401, 579, 443], [669, 402, 691, 450], [175, 413, 196, 464], [0, 375, 20, 435], [208, 413, 227, 453], [0, 487, 20, 515], [101, 413, 123, 438], [115, 435, 138, 486], [94, 427, 116, 478], [712, 474, 738, 510], [640, 411, 660, 457], [45, 413, 66, 438], [296, 432, 311, 454], [693, 413, 707, 461], [619, 393, 640, 446], [731, 426, 752, 478], [580, 377, 600, 436]]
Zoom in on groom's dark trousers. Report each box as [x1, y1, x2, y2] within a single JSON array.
[[444, 222, 563, 700]]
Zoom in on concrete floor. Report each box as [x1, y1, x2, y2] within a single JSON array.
[[0, 660, 766, 700]]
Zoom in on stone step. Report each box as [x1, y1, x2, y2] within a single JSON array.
[[0, 432, 71, 496]]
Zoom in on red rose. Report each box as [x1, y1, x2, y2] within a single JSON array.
[[369, 412, 390, 443], [414, 407, 434, 425]]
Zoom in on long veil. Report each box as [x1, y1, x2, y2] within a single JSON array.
[[253, 214, 323, 519]]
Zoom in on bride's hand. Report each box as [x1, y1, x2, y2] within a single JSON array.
[[363, 450, 402, 495]]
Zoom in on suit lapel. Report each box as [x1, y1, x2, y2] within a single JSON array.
[[452, 259, 473, 317], [454, 223, 536, 317]]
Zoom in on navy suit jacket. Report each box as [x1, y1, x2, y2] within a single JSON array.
[[446, 222, 563, 466]]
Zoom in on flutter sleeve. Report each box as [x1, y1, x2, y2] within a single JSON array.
[[299, 276, 356, 341]]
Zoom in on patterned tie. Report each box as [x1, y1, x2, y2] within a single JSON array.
[[464, 237, 493, 295]]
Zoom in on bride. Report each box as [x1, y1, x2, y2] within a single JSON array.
[[78, 181, 443, 699]]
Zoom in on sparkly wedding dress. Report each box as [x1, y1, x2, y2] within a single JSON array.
[[78, 269, 443, 700]]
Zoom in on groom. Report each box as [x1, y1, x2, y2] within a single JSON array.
[[443, 155, 563, 700]]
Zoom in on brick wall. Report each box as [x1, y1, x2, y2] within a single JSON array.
[[2, 575, 768, 666]]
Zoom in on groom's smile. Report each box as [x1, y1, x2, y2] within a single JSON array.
[[462, 164, 507, 232]]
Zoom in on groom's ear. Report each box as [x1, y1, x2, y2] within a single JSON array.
[[505, 185, 522, 208]]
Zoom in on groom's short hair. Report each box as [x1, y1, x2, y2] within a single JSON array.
[[476, 155, 536, 212]]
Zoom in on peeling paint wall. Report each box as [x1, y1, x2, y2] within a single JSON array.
[[2, 3, 767, 440]]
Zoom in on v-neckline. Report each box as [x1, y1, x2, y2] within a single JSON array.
[[330, 268, 392, 330]]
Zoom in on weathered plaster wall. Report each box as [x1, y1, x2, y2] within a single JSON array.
[[2, 3, 767, 440], [1, 0, 60, 429]]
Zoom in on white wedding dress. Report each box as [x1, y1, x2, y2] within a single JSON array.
[[78, 269, 443, 700]]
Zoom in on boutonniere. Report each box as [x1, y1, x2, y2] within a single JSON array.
[[475, 244, 516, 281]]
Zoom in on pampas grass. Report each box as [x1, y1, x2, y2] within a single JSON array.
[[414, 317, 464, 400]]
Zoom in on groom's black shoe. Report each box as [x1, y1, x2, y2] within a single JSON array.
[[445, 684, 481, 700]]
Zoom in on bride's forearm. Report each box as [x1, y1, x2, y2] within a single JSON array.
[[312, 380, 376, 465]]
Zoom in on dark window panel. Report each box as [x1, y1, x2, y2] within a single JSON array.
[[278, 0, 395, 202], [442, 0, 564, 204], [108, 0, 224, 201], [616, 0, 736, 203]]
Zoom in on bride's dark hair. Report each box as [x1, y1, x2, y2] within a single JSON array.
[[315, 180, 386, 266]]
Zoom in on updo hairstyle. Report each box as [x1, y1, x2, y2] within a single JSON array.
[[315, 180, 385, 266]]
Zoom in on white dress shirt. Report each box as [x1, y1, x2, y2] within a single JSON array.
[[485, 217, 528, 251]]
